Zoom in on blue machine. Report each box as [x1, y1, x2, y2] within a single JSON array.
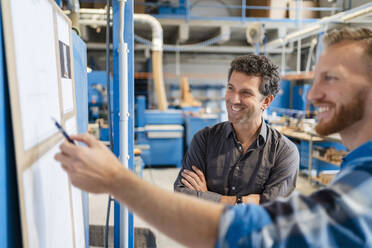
[[87, 71, 113, 122], [136, 96, 184, 167], [87, 71, 114, 141], [158, 0, 187, 15], [268, 79, 291, 114], [184, 114, 218, 147], [292, 84, 313, 111]]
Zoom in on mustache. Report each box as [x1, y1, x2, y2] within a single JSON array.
[[227, 102, 244, 107], [311, 101, 335, 107]]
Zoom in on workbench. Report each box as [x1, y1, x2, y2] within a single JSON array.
[[272, 125, 343, 185]]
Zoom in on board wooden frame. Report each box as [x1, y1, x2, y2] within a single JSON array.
[[1, 0, 84, 247]]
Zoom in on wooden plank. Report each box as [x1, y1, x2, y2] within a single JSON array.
[[281, 71, 314, 80], [312, 155, 341, 167]]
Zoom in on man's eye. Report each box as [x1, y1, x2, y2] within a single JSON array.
[[325, 75, 337, 81]]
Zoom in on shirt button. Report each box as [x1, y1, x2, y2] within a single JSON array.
[[232, 186, 236, 190]]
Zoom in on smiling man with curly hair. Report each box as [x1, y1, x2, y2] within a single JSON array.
[[174, 55, 299, 205]]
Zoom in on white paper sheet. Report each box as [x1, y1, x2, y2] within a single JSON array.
[[10, 0, 61, 151], [56, 14, 70, 46], [65, 116, 77, 135], [56, 13, 74, 113], [65, 116, 86, 248], [23, 142, 74, 248], [71, 185, 86, 248], [61, 77, 74, 113]]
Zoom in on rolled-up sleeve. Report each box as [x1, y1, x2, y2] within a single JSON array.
[[174, 128, 223, 202], [260, 140, 299, 203], [216, 163, 372, 248]]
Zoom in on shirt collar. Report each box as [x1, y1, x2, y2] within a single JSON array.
[[225, 122, 234, 138], [259, 120, 268, 146], [225, 119, 267, 147], [341, 140, 372, 169]]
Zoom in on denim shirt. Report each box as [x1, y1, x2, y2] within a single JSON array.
[[217, 140, 372, 248]]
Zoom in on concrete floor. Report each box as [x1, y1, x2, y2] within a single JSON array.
[[89, 167, 318, 247]]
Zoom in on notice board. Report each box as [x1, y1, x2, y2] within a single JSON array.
[[1, 0, 85, 247]]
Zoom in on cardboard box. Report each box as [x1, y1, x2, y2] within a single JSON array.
[[318, 171, 338, 185], [134, 0, 146, 13], [289, 1, 319, 19], [246, 0, 287, 19]]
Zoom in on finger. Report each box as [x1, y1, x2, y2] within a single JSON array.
[[182, 172, 200, 190], [70, 133, 97, 147], [61, 163, 71, 173], [192, 166, 206, 183], [181, 178, 196, 191], [55, 153, 77, 172], [60, 141, 79, 157], [183, 170, 202, 185], [55, 152, 70, 164]]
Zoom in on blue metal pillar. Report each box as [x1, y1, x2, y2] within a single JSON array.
[[0, 9, 22, 248], [241, 0, 246, 22], [113, 1, 135, 248], [185, 0, 190, 22]]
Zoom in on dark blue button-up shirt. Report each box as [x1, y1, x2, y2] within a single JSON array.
[[174, 121, 299, 203]]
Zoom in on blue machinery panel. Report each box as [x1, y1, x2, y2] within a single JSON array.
[[137, 109, 185, 168], [0, 10, 22, 248], [87, 71, 114, 123], [269, 80, 291, 110], [72, 32, 90, 248], [293, 84, 313, 111], [136, 96, 185, 168], [185, 114, 218, 147], [113, 1, 135, 247]]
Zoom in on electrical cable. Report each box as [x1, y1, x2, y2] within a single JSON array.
[[105, 196, 113, 248], [105, 1, 112, 247], [106, 1, 113, 152]]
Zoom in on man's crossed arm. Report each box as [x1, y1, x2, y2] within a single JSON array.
[[180, 166, 260, 205]]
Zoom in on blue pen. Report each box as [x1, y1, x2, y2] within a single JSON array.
[[52, 117, 75, 144]]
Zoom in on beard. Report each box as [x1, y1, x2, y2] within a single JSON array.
[[315, 89, 367, 136], [227, 103, 257, 125]]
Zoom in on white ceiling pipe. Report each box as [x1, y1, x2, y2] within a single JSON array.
[[134, 14, 163, 52], [266, 2, 372, 49], [132, 43, 294, 54], [134, 14, 167, 110]]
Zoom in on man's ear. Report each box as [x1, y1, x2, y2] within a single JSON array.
[[262, 95, 274, 110]]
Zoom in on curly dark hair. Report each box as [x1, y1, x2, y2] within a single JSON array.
[[227, 55, 280, 97]]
